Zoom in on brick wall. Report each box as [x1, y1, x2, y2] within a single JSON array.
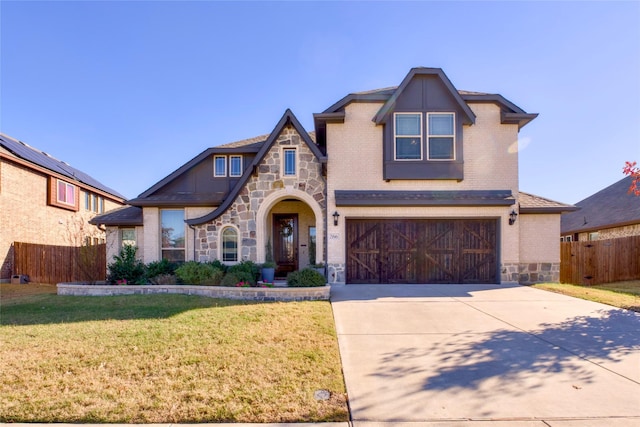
[[0, 158, 123, 280]]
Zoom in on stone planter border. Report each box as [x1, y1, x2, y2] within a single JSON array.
[[57, 283, 330, 302]]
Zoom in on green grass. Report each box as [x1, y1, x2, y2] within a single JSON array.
[[0, 285, 348, 423], [532, 280, 640, 312]]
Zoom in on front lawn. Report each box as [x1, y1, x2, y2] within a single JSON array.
[[0, 285, 348, 423], [532, 280, 640, 312]]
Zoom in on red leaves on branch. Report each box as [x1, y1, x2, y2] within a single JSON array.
[[623, 161, 640, 196]]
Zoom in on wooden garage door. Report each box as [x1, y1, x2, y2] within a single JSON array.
[[346, 219, 497, 284]]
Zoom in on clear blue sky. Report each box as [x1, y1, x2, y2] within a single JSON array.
[[2, 1, 639, 203]]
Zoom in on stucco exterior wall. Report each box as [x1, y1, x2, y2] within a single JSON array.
[[0, 158, 122, 280]]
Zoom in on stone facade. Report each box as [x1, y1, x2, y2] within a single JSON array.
[[57, 283, 330, 301], [192, 126, 326, 263], [501, 262, 560, 284]]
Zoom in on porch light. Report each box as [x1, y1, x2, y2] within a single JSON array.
[[508, 209, 518, 225], [333, 211, 340, 226]]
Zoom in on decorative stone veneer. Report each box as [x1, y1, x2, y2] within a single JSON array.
[[501, 262, 559, 284], [193, 126, 326, 263], [57, 283, 330, 301]]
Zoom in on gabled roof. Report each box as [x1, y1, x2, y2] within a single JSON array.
[[0, 133, 126, 200], [314, 68, 538, 135], [372, 67, 477, 125], [561, 177, 640, 234], [186, 109, 325, 226], [89, 205, 143, 226], [519, 192, 578, 214]]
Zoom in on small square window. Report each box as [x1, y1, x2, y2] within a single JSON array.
[[214, 156, 226, 177], [229, 155, 242, 177], [284, 149, 296, 176], [57, 180, 76, 206]]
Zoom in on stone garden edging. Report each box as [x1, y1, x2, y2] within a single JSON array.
[[56, 283, 330, 301]]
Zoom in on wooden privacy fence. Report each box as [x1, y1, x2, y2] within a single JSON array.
[[13, 242, 106, 284], [560, 236, 640, 285]]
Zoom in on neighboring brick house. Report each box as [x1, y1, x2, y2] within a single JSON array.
[[0, 133, 126, 282], [561, 176, 640, 241], [92, 67, 576, 284]]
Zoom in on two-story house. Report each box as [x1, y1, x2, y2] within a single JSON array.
[[91, 67, 575, 284], [0, 133, 126, 282]]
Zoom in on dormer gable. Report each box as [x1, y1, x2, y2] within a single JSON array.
[[373, 67, 476, 126], [374, 68, 475, 181]]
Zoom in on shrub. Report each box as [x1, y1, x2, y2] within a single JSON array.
[[220, 271, 255, 287], [146, 259, 177, 278], [286, 268, 327, 287], [208, 259, 228, 273], [227, 260, 260, 285], [150, 273, 178, 285], [107, 245, 146, 285], [175, 261, 223, 285]]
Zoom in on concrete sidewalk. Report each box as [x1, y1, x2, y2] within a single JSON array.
[[330, 283, 640, 425]]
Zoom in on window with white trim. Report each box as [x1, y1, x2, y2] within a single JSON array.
[[57, 179, 76, 206], [229, 155, 242, 177], [394, 113, 422, 160], [121, 228, 136, 248], [283, 148, 296, 176], [427, 113, 455, 160], [214, 156, 226, 177], [161, 209, 185, 262], [221, 226, 238, 262]]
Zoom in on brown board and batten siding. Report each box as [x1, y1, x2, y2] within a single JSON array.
[[346, 219, 498, 284]]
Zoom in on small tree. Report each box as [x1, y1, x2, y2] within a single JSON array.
[[623, 161, 640, 196], [107, 245, 146, 284]]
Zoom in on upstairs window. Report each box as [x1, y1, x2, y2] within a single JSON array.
[[57, 180, 76, 206], [229, 155, 243, 177], [214, 156, 226, 177], [283, 148, 296, 176], [427, 113, 455, 160], [394, 113, 422, 160]]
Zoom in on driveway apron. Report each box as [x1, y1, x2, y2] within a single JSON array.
[[330, 283, 640, 423]]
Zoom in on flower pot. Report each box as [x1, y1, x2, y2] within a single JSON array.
[[262, 267, 275, 283]]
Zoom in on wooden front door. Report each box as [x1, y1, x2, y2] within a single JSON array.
[[273, 214, 298, 277], [346, 219, 497, 284]]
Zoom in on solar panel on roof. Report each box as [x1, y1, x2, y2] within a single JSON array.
[[0, 133, 126, 199]]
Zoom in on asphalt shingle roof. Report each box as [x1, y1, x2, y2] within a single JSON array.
[[561, 176, 640, 234], [519, 192, 577, 213]]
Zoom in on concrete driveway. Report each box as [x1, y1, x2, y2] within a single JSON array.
[[330, 283, 640, 426]]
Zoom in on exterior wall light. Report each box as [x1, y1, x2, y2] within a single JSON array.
[[509, 209, 518, 225], [333, 211, 340, 226]]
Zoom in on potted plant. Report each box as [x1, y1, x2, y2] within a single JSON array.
[[262, 238, 276, 283], [312, 262, 325, 276]]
